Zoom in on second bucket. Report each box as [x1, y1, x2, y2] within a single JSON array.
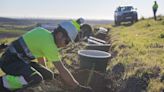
[[78, 50, 111, 73]]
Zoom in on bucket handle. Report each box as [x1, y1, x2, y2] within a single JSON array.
[[86, 63, 95, 86]]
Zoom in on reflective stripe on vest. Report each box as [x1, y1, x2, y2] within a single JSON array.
[[18, 37, 35, 60], [2, 75, 28, 90], [72, 20, 81, 32], [8, 37, 35, 62]]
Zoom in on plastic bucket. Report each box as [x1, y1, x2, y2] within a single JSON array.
[[78, 50, 111, 72], [85, 44, 111, 52]]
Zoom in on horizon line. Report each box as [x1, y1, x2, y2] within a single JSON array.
[[0, 16, 114, 21]]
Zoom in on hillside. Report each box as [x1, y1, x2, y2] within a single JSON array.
[[20, 17, 164, 92], [0, 17, 164, 92], [105, 17, 164, 92]]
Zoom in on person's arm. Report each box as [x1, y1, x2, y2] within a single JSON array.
[[53, 61, 92, 92], [37, 57, 47, 66], [53, 61, 79, 88]]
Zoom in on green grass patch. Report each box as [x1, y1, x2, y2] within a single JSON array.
[[0, 27, 27, 44], [110, 17, 164, 66], [107, 17, 164, 91], [0, 27, 26, 35]]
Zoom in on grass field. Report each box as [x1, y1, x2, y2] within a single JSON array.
[[0, 28, 25, 44], [107, 17, 164, 92], [0, 23, 35, 42]]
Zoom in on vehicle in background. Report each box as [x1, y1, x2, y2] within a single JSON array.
[[114, 6, 138, 25]]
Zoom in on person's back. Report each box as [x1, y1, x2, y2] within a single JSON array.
[[153, 1, 158, 10], [23, 27, 60, 62]]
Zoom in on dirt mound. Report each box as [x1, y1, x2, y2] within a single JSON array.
[[16, 79, 67, 92], [16, 69, 116, 92], [119, 76, 148, 92], [118, 66, 162, 92], [112, 63, 125, 76]]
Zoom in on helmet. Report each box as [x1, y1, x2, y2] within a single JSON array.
[[59, 21, 78, 42], [76, 18, 85, 25]]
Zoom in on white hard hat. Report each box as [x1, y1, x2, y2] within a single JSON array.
[[59, 21, 78, 42]]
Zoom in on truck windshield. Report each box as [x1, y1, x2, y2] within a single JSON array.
[[118, 6, 133, 12]]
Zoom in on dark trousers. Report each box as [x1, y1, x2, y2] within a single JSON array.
[[0, 50, 54, 91], [153, 9, 157, 20], [29, 62, 54, 80]]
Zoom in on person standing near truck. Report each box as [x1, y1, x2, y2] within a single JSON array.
[[152, 1, 158, 20]]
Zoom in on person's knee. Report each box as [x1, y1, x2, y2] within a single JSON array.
[[1, 75, 29, 91]]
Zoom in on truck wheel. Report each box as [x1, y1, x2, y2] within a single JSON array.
[[134, 15, 138, 22], [135, 17, 138, 22], [115, 21, 120, 26]]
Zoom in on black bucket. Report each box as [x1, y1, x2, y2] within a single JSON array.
[[78, 50, 111, 72], [85, 44, 111, 52]]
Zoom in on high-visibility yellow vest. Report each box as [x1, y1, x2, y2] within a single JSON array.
[[153, 4, 158, 10], [71, 20, 80, 32]]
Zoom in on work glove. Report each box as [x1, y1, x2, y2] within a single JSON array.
[[74, 84, 92, 92]]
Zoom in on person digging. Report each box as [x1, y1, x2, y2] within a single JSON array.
[[0, 21, 92, 92], [33, 18, 92, 80]]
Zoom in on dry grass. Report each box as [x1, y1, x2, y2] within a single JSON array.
[[106, 17, 164, 92]]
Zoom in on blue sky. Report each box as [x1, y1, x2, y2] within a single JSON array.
[[0, 0, 164, 20]]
